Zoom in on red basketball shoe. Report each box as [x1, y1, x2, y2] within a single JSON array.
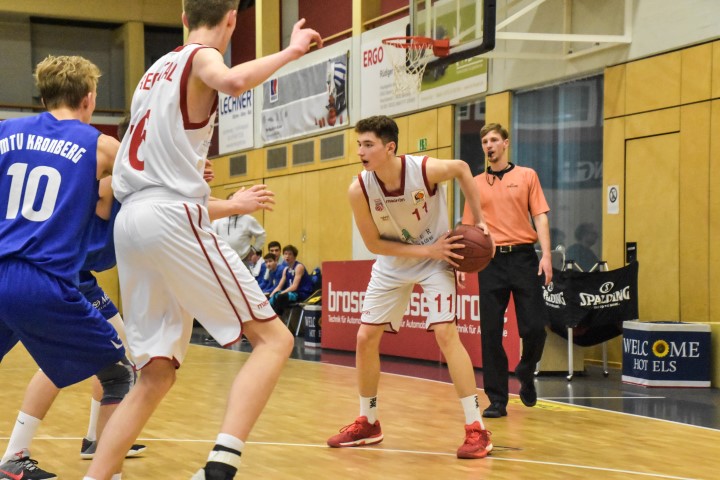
[[457, 422, 493, 459], [327, 416, 383, 448]]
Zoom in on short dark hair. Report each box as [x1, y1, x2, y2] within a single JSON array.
[[480, 123, 509, 140], [267, 240, 282, 250], [356, 115, 399, 153], [263, 252, 277, 261], [282, 244, 298, 257], [183, 0, 239, 31]]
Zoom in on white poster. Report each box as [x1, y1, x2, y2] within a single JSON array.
[[218, 90, 254, 155], [360, 18, 489, 118], [261, 53, 349, 143]]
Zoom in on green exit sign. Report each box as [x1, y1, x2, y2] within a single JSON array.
[[417, 138, 428, 151]]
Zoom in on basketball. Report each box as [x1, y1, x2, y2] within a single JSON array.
[[451, 224, 494, 273]]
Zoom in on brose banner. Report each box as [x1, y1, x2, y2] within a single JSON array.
[[542, 261, 639, 346]]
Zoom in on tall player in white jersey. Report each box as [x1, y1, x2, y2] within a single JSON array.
[[85, 2, 322, 480], [327, 116, 495, 459]]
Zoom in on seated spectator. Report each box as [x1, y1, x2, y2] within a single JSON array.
[[566, 223, 600, 271], [267, 240, 287, 270], [247, 247, 265, 279], [269, 245, 314, 315], [259, 252, 283, 296]]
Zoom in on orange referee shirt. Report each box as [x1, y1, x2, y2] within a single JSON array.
[[462, 165, 549, 246]]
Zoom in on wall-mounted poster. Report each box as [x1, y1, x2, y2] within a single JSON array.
[[218, 90, 254, 155], [261, 53, 349, 143]]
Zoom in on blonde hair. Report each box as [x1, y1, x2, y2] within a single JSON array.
[[34, 55, 101, 110]]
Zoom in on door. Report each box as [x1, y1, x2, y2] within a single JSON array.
[[625, 134, 680, 320]]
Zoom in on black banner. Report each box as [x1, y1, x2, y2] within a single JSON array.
[[542, 261, 639, 346]]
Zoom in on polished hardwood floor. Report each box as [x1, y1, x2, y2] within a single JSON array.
[[1, 331, 718, 479]]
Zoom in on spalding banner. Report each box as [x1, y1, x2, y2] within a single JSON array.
[[542, 261, 639, 346], [321, 260, 521, 370]]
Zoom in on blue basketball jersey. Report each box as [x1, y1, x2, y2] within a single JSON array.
[[0, 112, 100, 280], [82, 199, 120, 273]]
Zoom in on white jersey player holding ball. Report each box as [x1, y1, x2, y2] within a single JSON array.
[[327, 115, 495, 459]]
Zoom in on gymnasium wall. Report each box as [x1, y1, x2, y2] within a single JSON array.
[[599, 40, 720, 385]]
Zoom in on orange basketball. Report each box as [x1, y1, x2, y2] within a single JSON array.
[[451, 224, 494, 273]]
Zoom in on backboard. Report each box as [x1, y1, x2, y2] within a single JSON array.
[[410, 0, 496, 69]]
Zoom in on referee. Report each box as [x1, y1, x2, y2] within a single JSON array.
[[460, 123, 553, 418]]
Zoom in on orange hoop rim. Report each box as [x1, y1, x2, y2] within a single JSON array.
[[382, 36, 450, 57]]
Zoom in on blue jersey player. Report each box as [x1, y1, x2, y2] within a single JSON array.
[[0, 56, 134, 480]]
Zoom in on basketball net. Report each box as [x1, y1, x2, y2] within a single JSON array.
[[382, 37, 437, 96]]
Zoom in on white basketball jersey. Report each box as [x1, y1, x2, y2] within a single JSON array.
[[359, 155, 449, 271], [113, 44, 217, 203]]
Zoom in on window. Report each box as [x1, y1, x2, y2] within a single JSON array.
[[512, 75, 604, 270], [453, 99, 485, 224]]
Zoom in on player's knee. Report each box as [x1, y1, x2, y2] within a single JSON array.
[[96, 356, 135, 405], [276, 326, 294, 356], [433, 323, 458, 350], [356, 325, 382, 351]]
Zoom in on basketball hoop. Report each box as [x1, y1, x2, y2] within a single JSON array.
[[381, 36, 449, 95]]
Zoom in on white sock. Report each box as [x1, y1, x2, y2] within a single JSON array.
[[206, 433, 243, 470], [86, 398, 101, 441], [83, 477, 98, 480], [111, 474, 122, 480], [215, 433, 244, 454], [360, 395, 378, 424], [2, 412, 41, 462], [460, 394, 484, 427]]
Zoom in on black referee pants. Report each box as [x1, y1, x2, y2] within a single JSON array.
[[478, 249, 548, 406]]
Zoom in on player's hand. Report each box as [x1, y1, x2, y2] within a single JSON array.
[[229, 185, 275, 214], [538, 254, 553, 285], [287, 18, 323, 58], [456, 270, 466, 289], [476, 221, 490, 236], [430, 231, 465, 268], [203, 159, 215, 183]]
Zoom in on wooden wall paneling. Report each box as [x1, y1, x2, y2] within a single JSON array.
[[625, 51, 681, 115], [264, 174, 293, 247], [624, 107, 680, 140], [712, 40, 720, 99], [407, 109, 438, 154], [300, 170, 322, 270], [601, 117, 626, 269], [246, 149, 265, 180], [679, 103, 711, 322], [681, 43, 712, 104], [603, 64, 626, 119], [625, 134, 680, 321], [437, 105, 454, 149], [394, 115, 409, 155], [710, 100, 720, 323], [317, 165, 357, 262]]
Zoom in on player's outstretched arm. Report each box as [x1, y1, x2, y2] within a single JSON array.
[[194, 19, 322, 98], [207, 185, 275, 221]]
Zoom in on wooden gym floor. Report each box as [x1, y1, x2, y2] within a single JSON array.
[[1, 335, 718, 479]]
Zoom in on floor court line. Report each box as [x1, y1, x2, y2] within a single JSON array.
[[9, 435, 698, 480]]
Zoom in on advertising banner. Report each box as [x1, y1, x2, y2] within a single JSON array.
[[218, 90, 254, 155], [261, 53, 348, 143], [321, 260, 520, 370], [543, 261, 639, 346], [360, 19, 488, 118]]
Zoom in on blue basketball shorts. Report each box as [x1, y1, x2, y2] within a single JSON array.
[[79, 271, 119, 320], [0, 259, 126, 388]]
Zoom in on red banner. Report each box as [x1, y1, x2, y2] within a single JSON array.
[[321, 260, 520, 370]]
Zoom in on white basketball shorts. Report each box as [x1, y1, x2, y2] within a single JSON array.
[[114, 194, 277, 369], [361, 260, 456, 332]]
